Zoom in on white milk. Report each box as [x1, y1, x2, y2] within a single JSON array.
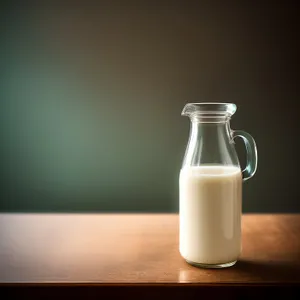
[[179, 165, 242, 266]]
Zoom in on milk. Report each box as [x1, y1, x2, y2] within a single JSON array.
[[179, 165, 242, 266]]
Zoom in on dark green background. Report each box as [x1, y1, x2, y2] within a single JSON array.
[[0, 2, 298, 212]]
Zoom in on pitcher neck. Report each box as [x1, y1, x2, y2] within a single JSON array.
[[190, 114, 231, 124], [190, 117, 232, 137]]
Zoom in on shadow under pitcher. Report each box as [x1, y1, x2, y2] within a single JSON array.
[[179, 103, 258, 268]]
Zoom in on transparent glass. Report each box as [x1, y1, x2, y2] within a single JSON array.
[[179, 103, 257, 269]]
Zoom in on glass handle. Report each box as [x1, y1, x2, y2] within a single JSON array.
[[232, 130, 258, 181]]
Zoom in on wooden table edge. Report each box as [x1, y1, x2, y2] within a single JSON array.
[[1, 282, 300, 287]]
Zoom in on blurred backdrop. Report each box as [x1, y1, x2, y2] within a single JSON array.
[[0, 1, 298, 212]]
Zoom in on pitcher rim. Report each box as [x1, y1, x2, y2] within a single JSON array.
[[182, 102, 237, 117]]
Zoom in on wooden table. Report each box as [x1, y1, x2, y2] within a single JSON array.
[[0, 214, 299, 298]]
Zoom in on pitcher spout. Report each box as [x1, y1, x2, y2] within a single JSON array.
[[181, 103, 198, 117]]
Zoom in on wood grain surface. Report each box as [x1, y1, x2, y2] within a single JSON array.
[[0, 214, 300, 285]]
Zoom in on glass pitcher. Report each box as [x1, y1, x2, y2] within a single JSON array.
[[179, 103, 257, 268]]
